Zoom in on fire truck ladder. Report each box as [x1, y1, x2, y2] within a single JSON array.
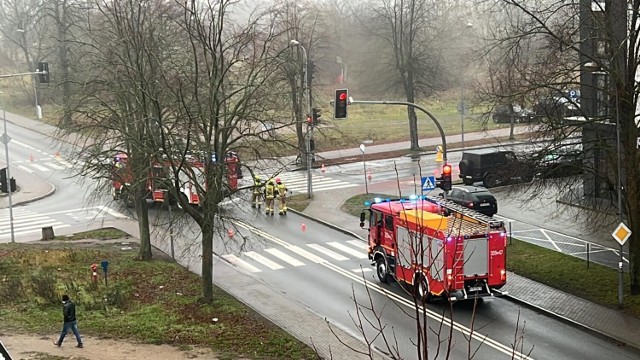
[[423, 195, 505, 230]]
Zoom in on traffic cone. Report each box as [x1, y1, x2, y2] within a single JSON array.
[[367, 169, 372, 181], [227, 228, 234, 238], [321, 163, 326, 173], [301, 223, 307, 232], [29, 153, 35, 162], [54, 152, 61, 160]]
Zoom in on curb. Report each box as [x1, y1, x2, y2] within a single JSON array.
[[504, 294, 638, 352], [290, 208, 637, 353], [9, 181, 57, 207]]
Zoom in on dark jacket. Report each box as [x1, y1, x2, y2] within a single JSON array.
[[63, 300, 77, 323]]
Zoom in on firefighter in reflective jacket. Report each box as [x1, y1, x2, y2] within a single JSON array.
[[264, 179, 276, 215], [275, 178, 288, 215], [251, 176, 263, 208]]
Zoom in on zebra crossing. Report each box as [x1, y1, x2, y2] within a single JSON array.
[[13, 158, 76, 174], [0, 208, 69, 240], [221, 239, 372, 273], [257, 171, 359, 194]]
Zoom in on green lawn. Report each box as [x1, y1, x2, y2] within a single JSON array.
[[0, 232, 318, 360]]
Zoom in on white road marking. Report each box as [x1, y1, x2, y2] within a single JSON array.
[[540, 229, 562, 252], [17, 165, 34, 173], [307, 244, 349, 261], [327, 241, 368, 259], [244, 251, 284, 270], [287, 245, 326, 263], [28, 163, 50, 172], [265, 248, 305, 267], [44, 162, 65, 170], [352, 268, 373, 273], [100, 206, 129, 219], [221, 254, 261, 273], [347, 239, 369, 250]]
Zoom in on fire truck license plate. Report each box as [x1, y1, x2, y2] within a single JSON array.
[[469, 286, 482, 292]]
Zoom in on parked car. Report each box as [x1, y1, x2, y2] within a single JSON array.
[[492, 104, 535, 124], [458, 149, 536, 188], [443, 185, 498, 217], [538, 149, 583, 178], [532, 94, 581, 121]]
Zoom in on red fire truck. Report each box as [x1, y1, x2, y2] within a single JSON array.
[[359, 195, 508, 302], [111, 151, 241, 207]]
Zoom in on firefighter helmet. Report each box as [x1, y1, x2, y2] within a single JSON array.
[[275, 177, 281, 183]]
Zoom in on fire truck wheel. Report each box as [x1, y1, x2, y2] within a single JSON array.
[[414, 275, 432, 304], [375, 257, 390, 284]]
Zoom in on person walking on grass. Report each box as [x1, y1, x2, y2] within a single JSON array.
[[53, 294, 83, 348]]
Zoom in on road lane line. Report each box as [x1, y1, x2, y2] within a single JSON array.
[[327, 241, 368, 259], [265, 248, 305, 267], [347, 239, 369, 250], [307, 244, 349, 261], [244, 251, 284, 270], [233, 219, 536, 360], [28, 163, 50, 172], [44, 162, 65, 170]]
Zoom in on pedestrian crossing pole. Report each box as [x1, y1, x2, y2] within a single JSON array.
[[1, 104, 16, 243]]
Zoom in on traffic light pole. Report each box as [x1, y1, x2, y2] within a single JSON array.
[[2, 106, 15, 243], [348, 100, 448, 164]]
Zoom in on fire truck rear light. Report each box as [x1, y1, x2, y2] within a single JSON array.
[[446, 269, 452, 275], [500, 269, 506, 281]]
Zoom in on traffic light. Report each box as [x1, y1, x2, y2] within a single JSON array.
[[312, 108, 321, 125], [436, 164, 452, 191], [334, 89, 348, 119], [37, 62, 49, 83]]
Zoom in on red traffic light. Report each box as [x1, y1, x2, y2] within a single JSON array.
[[339, 92, 347, 101], [442, 164, 452, 175]]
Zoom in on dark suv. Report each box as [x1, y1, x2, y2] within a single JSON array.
[[444, 185, 498, 217], [458, 149, 535, 188]]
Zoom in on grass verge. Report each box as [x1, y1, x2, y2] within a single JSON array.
[[0, 242, 319, 360], [340, 193, 640, 318]]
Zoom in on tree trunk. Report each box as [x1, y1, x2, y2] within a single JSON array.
[[508, 104, 515, 140], [201, 218, 214, 302], [405, 84, 419, 150], [136, 185, 152, 260], [55, 2, 72, 127]]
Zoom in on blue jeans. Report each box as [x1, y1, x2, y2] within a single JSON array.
[[57, 320, 82, 345]]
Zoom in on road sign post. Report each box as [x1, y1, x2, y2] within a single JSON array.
[[612, 222, 631, 309], [421, 176, 436, 194]]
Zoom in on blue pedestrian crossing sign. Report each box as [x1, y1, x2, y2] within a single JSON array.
[[421, 176, 436, 191]]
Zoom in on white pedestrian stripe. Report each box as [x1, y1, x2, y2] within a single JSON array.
[[0, 208, 70, 240], [287, 245, 326, 263], [307, 244, 349, 261], [17, 165, 34, 174], [257, 171, 359, 194], [222, 254, 261, 273], [244, 251, 284, 270], [44, 162, 66, 170], [28, 163, 50, 172], [327, 242, 369, 259], [265, 248, 305, 267], [347, 240, 369, 250], [352, 268, 373, 273]]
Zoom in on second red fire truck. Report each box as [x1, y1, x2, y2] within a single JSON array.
[[360, 195, 508, 302], [111, 151, 241, 207]]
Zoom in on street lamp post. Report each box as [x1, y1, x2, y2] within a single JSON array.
[[1, 103, 16, 243], [359, 144, 368, 194], [290, 39, 312, 198], [459, 22, 474, 149]]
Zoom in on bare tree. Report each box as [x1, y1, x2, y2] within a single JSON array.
[[479, 0, 640, 294], [354, 0, 458, 151]]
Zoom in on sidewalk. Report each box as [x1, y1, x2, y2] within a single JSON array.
[[3, 111, 640, 354]]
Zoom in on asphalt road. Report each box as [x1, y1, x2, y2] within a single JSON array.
[[172, 197, 638, 360], [0, 121, 127, 241]]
